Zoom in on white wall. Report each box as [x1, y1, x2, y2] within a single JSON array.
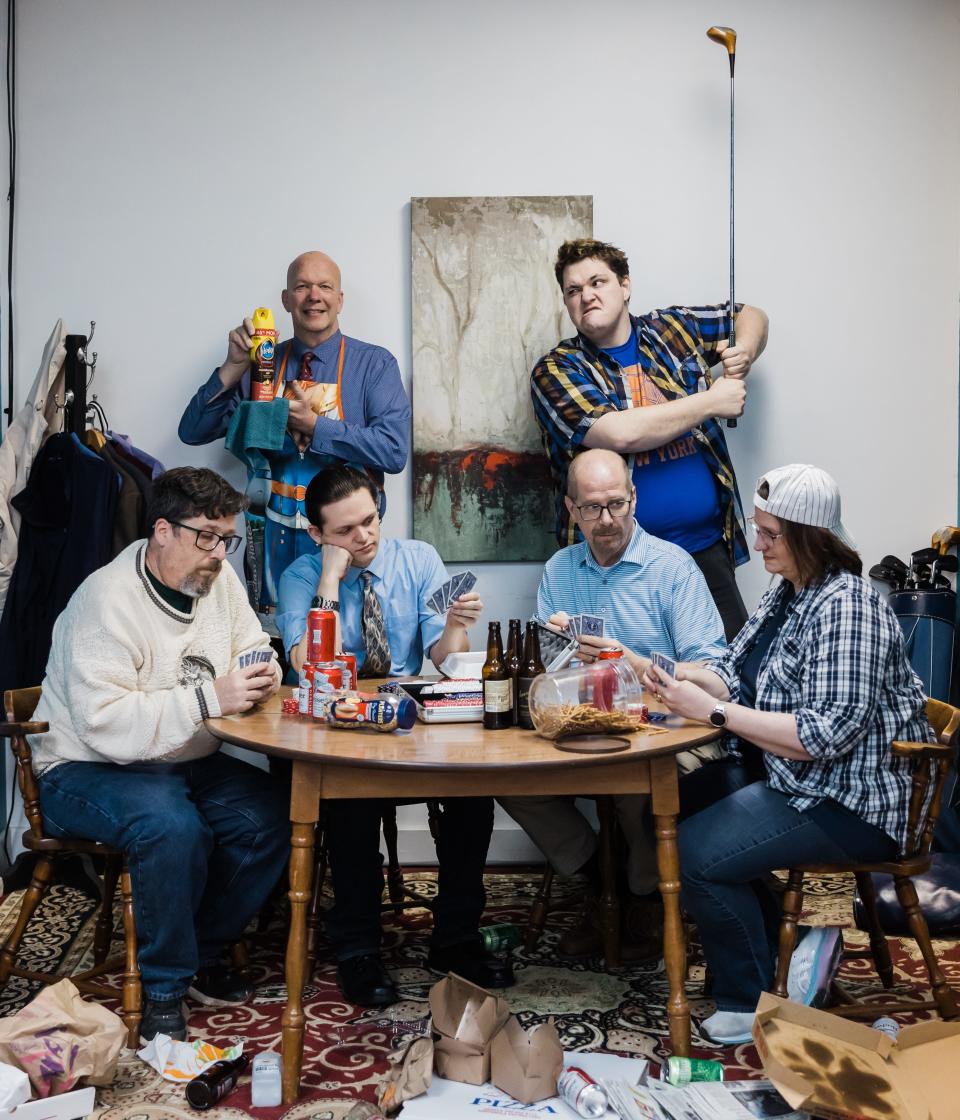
[[2, 0, 958, 859]]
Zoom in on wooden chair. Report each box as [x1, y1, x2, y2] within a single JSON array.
[[0, 687, 141, 1047], [525, 796, 624, 966], [772, 697, 960, 1020]]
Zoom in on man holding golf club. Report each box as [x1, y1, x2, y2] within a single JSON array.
[[531, 238, 768, 640]]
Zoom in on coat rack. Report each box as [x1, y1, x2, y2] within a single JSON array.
[[58, 321, 97, 434]]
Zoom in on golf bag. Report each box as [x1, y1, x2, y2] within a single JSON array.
[[887, 587, 960, 849]]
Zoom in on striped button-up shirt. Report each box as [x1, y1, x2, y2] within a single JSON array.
[[530, 305, 748, 562], [708, 571, 933, 852]]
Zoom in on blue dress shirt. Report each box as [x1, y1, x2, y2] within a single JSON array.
[[276, 538, 448, 676], [537, 522, 726, 663]]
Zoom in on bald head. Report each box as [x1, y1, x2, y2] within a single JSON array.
[[282, 251, 344, 345], [286, 251, 341, 290], [567, 449, 631, 501]]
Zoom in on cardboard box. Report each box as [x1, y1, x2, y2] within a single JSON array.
[[0, 1086, 95, 1120], [429, 973, 511, 1085], [753, 993, 960, 1120], [490, 1017, 563, 1104]]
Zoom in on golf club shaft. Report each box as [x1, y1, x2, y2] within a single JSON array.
[[726, 58, 737, 428]]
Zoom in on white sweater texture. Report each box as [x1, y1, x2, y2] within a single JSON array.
[[31, 540, 280, 772]]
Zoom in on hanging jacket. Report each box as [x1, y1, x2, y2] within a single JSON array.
[[0, 320, 68, 612], [0, 432, 118, 693]]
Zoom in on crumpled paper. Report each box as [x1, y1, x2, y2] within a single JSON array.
[[0, 1061, 31, 1109], [377, 1036, 433, 1114], [0, 979, 125, 1096], [137, 1035, 242, 1082]]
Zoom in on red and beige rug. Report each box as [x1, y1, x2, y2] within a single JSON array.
[[0, 870, 957, 1119]]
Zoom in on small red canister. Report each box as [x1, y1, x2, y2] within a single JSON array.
[[298, 664, 315, 718], [593, 648, 623, 711], [307, 609, 336, 664], [335, 652, 357, 692]]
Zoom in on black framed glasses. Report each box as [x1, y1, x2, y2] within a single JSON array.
[[168, 520, 243, 554], [576, 498, 632, 522]]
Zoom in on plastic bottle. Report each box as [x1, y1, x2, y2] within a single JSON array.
[[250, 1051, 282, 1108], [327, 696, 417, 731], [185, 1055, 249, 1110], [249, 307, 278, 402]]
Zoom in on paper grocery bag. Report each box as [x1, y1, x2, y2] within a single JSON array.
[[377, 1035, 433, 1114], [0, 979, 125, 1096], [490, 1016, 563, 1104], [428, 973, 511, 1085]]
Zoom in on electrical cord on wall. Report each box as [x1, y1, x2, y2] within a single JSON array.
[[5, 0, 15, 430]]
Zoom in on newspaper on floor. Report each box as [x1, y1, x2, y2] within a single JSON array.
[[602, 1076, 809, 1120]]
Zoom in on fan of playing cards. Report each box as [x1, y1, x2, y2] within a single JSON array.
[[427, 571, 477, 615], [239, 649, 275, 668], [566, 613, 604, 639]]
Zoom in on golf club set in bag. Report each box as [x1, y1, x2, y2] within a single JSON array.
[[854, 528, 960, 938]]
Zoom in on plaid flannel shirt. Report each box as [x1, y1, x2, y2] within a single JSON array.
[[530, 305, 749, 560], [708, 571, 934, 852]]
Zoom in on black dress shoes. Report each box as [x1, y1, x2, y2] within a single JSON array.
[[336, 953, 399, 1007], [427, 939, 515, 988]]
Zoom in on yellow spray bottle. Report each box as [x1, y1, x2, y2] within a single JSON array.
[[249, 307, 278, 402]]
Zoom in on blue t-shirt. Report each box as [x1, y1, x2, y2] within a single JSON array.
[[604, 336, 722, 555]]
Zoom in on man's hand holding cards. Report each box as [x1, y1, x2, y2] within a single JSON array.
[[427, 571, 482, 629]]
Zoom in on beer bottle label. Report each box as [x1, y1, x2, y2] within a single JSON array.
[[484, 679, 511, 713]]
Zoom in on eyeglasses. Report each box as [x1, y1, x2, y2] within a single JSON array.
[[747, 517, 783, 544], [576, 498, 632, 522], [168, 520, 243, 554]]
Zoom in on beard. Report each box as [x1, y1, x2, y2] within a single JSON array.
[[180, 564, 221, 599]]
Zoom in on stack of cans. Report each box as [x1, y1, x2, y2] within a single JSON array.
[[299, 609, 361, 721]]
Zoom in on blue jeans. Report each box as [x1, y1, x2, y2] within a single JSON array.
[[37, 752, 290, 1001], [678, 761, 897, 1012], [324, 797, 494, 960]]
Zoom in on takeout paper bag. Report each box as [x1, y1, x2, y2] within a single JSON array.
[[377, 1035, 433, 1114], [0, 979, 125, 1095], [490, 1016, 563, 1104], [429, 973, 511, 1085]]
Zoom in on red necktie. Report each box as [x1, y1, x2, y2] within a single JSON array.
[[298, 351, 316, 383]]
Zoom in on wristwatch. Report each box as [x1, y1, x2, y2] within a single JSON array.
[[311, 596, 340, 611], [708, 703, 728, 728]]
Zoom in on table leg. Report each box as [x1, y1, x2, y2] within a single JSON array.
[[282, 762, 321, 1104], [596, 796, 620, 968], [650, 756, 690, 1057]]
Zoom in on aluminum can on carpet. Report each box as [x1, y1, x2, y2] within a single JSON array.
[[666, 1056, 724, 1085], [480, 923, 521, 952], [558, 1067, 607, 1118]]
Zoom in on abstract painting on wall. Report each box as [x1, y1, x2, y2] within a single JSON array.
[[411, 195, 593, 562]]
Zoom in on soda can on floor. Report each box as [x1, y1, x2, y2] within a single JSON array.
[[666, 1056, 724, 1085], [872, 1017, 900, 1040], [479, 923, 521, 953], [557, 1067, 607, 1118], [307, 609, 336, 664], [298, 664, 315, 718]]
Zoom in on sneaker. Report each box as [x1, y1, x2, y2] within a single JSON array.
[[787, 926, 843, 1007], [187, 965, 254, 1007], [700, 1009, 755, 1045], [336, 953, 398, 1008], [140, 997, 187, 1043]]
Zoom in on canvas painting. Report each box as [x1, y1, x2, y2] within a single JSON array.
[[411, 195, 593, 562]]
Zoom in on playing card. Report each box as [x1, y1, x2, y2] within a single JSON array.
[[580, 613, 604, 638], [427, 588, 446, 615], [256, 649, 274, 664], [451, 570, 477, 600], [652, 651, 676, 678], [239, 652, 253, 668], [568, 614, 582, 639]]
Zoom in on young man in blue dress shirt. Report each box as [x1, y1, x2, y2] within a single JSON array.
[[276, 464, 513, 1007]]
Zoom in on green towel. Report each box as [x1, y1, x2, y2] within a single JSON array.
[[225, 399, 289, 474]]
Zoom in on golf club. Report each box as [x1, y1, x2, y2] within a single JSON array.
[[707, 24, 738, 430], [910, 547, 939, 590], [932, 553, 958, 588], [868, 564, 899, 590], [932, 525, 960, 557], [880, 554, 908, 590]]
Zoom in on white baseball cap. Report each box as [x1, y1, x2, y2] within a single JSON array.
[[753, 464, 857, 549]]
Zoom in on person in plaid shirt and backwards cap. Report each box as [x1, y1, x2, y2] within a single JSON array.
[[531, 238, 768, 641]]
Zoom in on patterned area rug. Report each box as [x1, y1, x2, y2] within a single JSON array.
[[1, 871, 959, 1119]]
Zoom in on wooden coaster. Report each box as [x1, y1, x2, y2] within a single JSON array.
[[553, 734, 631, 754]]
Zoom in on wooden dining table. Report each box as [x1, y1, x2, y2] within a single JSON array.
[[207, 688, 719, 1103]]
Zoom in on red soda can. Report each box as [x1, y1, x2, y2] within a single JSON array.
[[312, 662, 343, 720], [298, 664, 315, 718], [335, 653, 356, 692], [307, 609, 336, 664]]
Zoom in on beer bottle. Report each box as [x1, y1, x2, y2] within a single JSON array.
[[482, 621, 512, 730], [517, 621, 545, 730], [506, 618, 522, 725], [185, 1055, 249, 1109]]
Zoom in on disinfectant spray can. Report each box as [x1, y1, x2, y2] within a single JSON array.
[[250, 307, 278, 402]]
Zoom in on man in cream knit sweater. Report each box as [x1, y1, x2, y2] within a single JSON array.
[[31, 467, 289, 1042]]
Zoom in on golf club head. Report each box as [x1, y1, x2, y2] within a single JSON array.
[[707, 25, 736, 74], [936, 554, 959, 574], [868, 564, 897, 587], [880, 555, 909, 575], [934, 575, 952, 590], [912, 547, 939, 566], [915, 565, 933, 590]]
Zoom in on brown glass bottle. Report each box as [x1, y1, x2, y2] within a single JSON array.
[[482, 621, 512, 730], [506, 618, 522, 725], [517, 621, 545, 730], [185, 1055, 249, 1109]]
